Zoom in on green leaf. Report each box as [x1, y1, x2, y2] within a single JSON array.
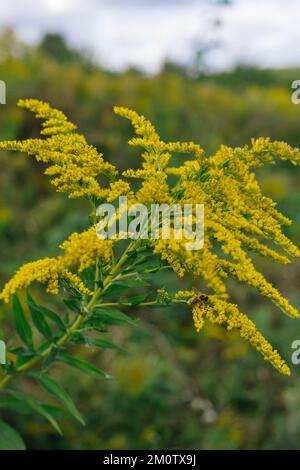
[[102, 283, 128, 296], [12, 294, 34, 351], [42, 347, 59, 371], [9, 347, 35, 357], [89, 337, 124, 351], [0, 419, 26, 450], [131, 256, 151, 267], [172, 187, 185, 200], [136, 246, 153, 255], [35, 305, 66, 332], [0, 397, 69, 418], [30, 373, 85, 426], [64, 310, 70, 326], [69, 332, 86, 345], [125, 294, 148, 306], [139, 265, 161, 274], [197, 165, 210, 182], [115, 277, 149, 288], [8, 390, 62, 435], [104, 276, 149, 296], [41, 404, 71, 420], [80, 318, 108, 333], [61, 279, 83, 299], [27, 292, 52, 341], [92, 307, 136, 326], [81, 266, 95, 290], [58, 353, 110, 379], [63, 299, 81, 313], [15, 354, 36, 368], [127, 257, 161, 273], [0, 397, 28, 413]]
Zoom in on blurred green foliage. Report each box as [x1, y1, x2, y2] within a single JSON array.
[[1, 29, 300, 450]]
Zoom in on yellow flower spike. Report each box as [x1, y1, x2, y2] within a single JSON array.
[[206, 297, 291, 376], [192, 303, 206, 332], [114, 106, 160, 143], [0, 226, 113, 303], [0, 258, 63, 303], [0, 99, 117, 199]]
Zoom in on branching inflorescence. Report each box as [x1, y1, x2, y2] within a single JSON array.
[[1, 98, 300, 396]]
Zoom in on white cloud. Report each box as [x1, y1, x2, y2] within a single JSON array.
[[0, 0, 300, 72], [211, 0, 300, 70]]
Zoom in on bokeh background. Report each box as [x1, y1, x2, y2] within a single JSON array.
[[1, 0, 300, 450]]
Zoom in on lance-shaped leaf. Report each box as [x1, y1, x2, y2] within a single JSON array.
[[104, 276, 149, 296], [30, 373, 85, 426], [92, 307, 136, 326], [27, 292, 52, 341], [8, 390, 62, 435], [63, 299, 81, 313], [88, 337, 124, 351], [58, 353, 110, 379], [41, 307, 66, 332], [27, 293, 66, 333], [0, 419, 26, 450], [12, 294, 34, 351]]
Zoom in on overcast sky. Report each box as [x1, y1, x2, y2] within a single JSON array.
[[1, 0, 300, 72]]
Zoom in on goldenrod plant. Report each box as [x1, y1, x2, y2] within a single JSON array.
[[0, 99, 299, 448]]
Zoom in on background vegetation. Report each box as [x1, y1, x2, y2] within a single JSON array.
[[0, 28, 300, 449]]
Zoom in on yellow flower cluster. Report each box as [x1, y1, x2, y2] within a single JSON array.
[[174, 290, 283, 372], [0, 227, 113, 303], [191, 297, 291, 376], [114, 105, 300, 374], [114, 106, 204, 205], [0, 257, 92, 302], [153, 239, 185, 277], [249, 137, 300, 166], [157, 288, 171, 303], [0, 99, 117, 200], [60, 226, 113, 272], [0, 258, 64, 302], [106, 180, 132, 202]]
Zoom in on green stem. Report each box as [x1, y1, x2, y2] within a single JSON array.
[[95, 299, 186, 308], [0, 239, 140, 392]]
